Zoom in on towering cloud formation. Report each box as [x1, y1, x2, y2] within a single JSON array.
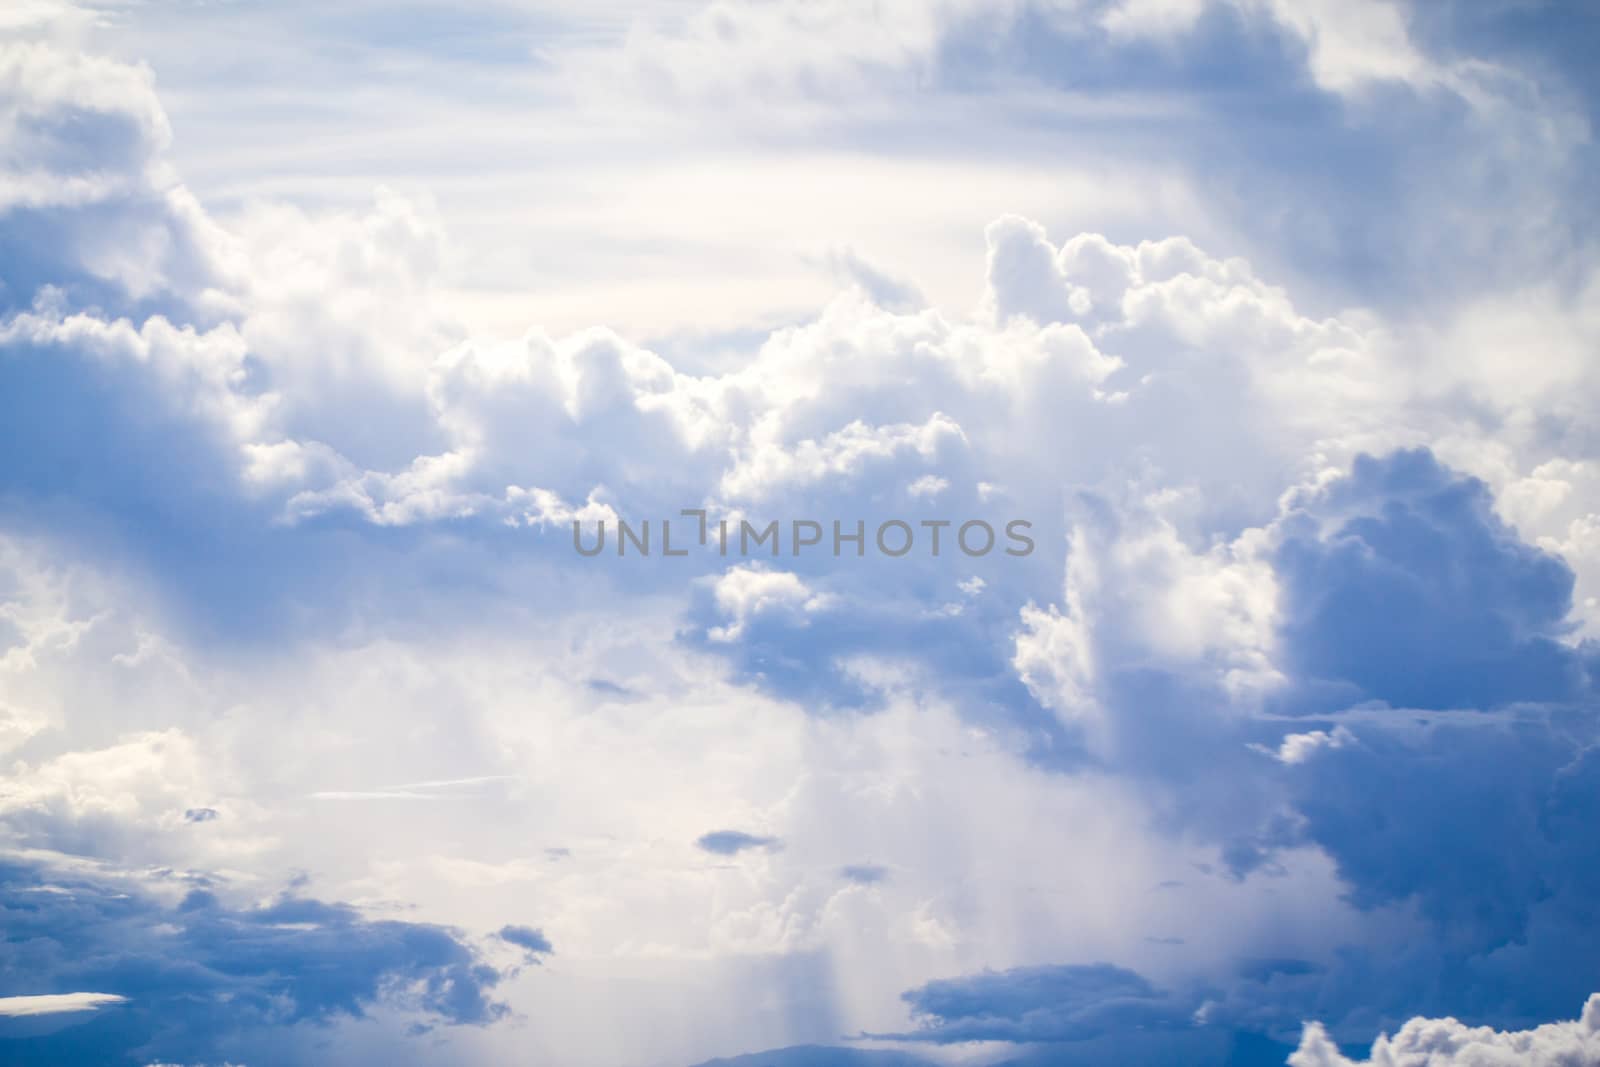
[[2, 1, 1599, 1065]]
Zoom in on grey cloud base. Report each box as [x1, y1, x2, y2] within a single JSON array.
[[0, 858, 506, 1066]]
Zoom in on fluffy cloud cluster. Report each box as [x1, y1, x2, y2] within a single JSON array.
[[3, 2, 1600, 1066], [1291, 996, 1600, 1067], [2, 19, 1414, 557]]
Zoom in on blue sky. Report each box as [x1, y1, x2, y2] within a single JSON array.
[[2, 1, 1599, 1065]]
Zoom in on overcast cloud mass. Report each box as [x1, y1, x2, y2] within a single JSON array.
[[2, 1, 1599, 1064]]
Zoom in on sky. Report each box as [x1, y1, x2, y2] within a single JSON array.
[[1, 1, 1600, 1065]]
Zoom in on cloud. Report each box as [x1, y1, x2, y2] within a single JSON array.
[[0, 31, 232, 320], [495, 925, 553, 964], [705, 566, 834, 644], [309, 776, 518, 802], [824, 248, 926, 314], [991, 446, 1600, 1041], [1102, 0, 1444, 96], [1291, 994, 1600, 1067], [1275, 711, 1600, 1017], [0, 991, 129, 1043], [1253, 726, 1354, 765], [612, 0, 958, 104], [838, 865, 888, 886], [0, 992, 126, 1017], [1272, 449, 1588, 711], [0, 729, 234, 862], [4, 7, 1600, 1066], [0, 853, 505, 1065], [696, 831, 782, 857], [688, 1046, 939, 1067], [880, 963, 1195, 1044]]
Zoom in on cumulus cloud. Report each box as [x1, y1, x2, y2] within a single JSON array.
[[1255, 726, 1354, 765], [1272, 449, 1588, 711], [706, 566, 833, 643], [983, 444, 1600, 1043], [5, 45, 1407, 588], [1291, 995, 1600, 1067], [0, 31, 232, 315], [4, 5, 1600, 1066]]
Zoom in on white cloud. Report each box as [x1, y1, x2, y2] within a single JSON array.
[[0, 992, 127, 1017], [1250, 0, 1434, 95], [707, 565, 832, 641], [0, 39, 172, 210], [1291, 994, 1600, 1067], [1014, 487, 1284, 745], [1256, 726, 1356, 765], [4, 8, 1600, 1065]]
